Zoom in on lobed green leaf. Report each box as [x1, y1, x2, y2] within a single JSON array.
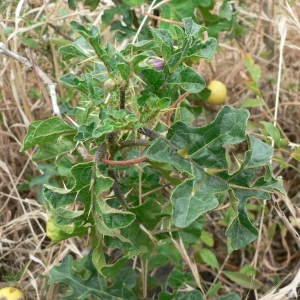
[[48, 254, 137, 300], [32, 138, 75, 162], [150, 27, 173, 61], [21, 117, 77, 152], [147, 106, 284, 247]]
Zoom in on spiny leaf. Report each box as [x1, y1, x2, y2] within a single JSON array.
[[172, 169, 228, 227], [59, 37, 94, 60], [70, 162, 94, 192], [176, 67, 206, 93], [167, 106, 249, 169], [183, 17, 203, 37], [70, 21, 101, 44], [20, 118, 76, 151], [160, 1, 210, 36], [150, 27, 173, 61], [48, 254, 137, 300], [101, 246, 147, 277], [224, 135, 285, 249], [147, 106, 284, 248], [187, 38, 218, 60], [94, 195, 136, 229], [59, 73, 89, 94], [94, 218, 133, 245], [32, 138, 75, 162], [43, 166, 117, 228], [20, 120, 43, 152]]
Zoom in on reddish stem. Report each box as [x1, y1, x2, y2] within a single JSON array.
[[145, 13, 184, 26], [166, 91, 190, 126], [80, 149, 148, 166], [101, 156, 148, 166]]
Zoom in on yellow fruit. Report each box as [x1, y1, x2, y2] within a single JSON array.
[[0, 287, 25, 300], [206, 80, 227, 105]]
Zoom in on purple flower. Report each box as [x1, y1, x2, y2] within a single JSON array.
[[147, 58, 164, 71]]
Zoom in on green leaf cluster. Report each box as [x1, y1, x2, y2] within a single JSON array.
[[146, 105, 284, 249], [48, 253, 137, 300], [20, 15, 285, 299]]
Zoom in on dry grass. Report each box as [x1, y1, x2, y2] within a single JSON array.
[[1, 0, 300, 299]]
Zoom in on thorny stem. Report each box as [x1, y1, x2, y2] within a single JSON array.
[[92, 143, 108, 179], [119, 88, 126, 110], [84, 139, 150, 167], [166, 91, 190, 126], [94, 143, 108, 163], [100, 86, 128, 163], [137, 127, 162, 139], [107, 169, 128, 209], [92, 84, 129, 208], [90, 128, 161, 168], [138, 127, 178, 150], [106, 132, 117, 145], [118, 139, 152, 149], [165, 31, 209, 127], [106, 131, 118, 158]]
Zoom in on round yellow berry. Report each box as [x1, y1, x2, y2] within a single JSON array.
[[206, 80, 227, 105], [0, 287, 25, 300]]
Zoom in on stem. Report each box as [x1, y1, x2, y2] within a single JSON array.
[[166, 91, 190, 126], [47, 22, 74, 42], [205, 254, 230, 297], [251, 200, 266, 299], [119, 88, 126, 110], [145, 13, 184, 25], [92, 143, 108, 180], [94, 143, 108, 163], [137, 127, 162, 139], [107, 169, 128, 209], [142, 259, 148, 298], [118, 139, 152, 149], [101, 156, 148, 166], [106, 132, 117, 145], [106, 131, 118, 157], [139, 147, 143, 206]]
